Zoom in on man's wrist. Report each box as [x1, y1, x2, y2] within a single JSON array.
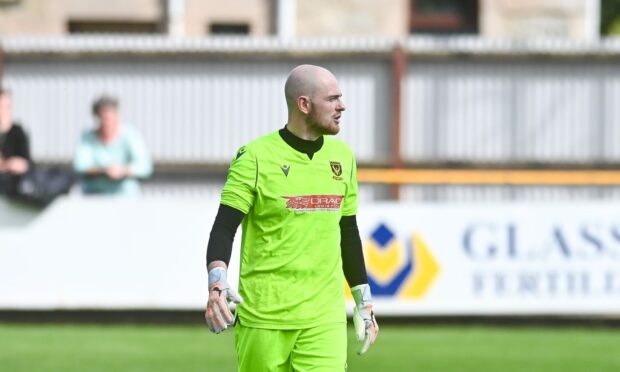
[[351, 283, 372, 306], [208, 267, 228, 286], [207, 260, 227, 272]]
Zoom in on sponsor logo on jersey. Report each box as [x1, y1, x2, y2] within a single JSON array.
[[282, 195, 343, 212], [330, 161, 343, 180], [362, 223, 440, 299], [281, 164, 290, 177]]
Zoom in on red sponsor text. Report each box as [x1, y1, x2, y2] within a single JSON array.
[[282, 195, 343, 211]]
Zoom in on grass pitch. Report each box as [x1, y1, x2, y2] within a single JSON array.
[[1, 323, 619, 371]]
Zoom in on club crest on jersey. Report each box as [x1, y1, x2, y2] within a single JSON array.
[[330, 161, 343, 180]]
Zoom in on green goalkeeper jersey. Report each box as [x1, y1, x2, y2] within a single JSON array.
[[220, 128, 358, 329]]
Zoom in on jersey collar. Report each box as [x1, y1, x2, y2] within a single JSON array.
[[279, 125, 324, 160]]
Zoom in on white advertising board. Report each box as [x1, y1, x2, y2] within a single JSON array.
[[1, 198, 619, 316], [359, 203, 620, 315]]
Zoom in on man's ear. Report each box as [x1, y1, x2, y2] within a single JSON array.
[[297, 96, 311, 115]]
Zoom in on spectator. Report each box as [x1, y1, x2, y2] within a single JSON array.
[[0, 88, 31, 196], [74, 95, 152, 196]]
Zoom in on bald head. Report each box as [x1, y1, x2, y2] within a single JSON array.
[[284, 64, 336, 110], [282, 64, 345, 138]]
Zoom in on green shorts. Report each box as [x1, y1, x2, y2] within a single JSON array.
[[234, 321, 347, 372]]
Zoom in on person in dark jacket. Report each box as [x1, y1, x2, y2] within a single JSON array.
[[0, 89, 31, 195]]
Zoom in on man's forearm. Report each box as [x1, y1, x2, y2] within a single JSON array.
[[3, 156, 29, 175], [340, 215, 368, 287], [205, 204, 245, 270]]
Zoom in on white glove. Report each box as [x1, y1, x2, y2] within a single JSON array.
[[351, 284, 379, 355], [205, 267, 243, 334]]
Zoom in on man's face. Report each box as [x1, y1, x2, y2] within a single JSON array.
[[97, 105, 120, 136], [307, 75, 346, 135], [0, 93, 13, 132]]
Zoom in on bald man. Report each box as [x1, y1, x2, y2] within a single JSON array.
[[205, 65, 378, 371]]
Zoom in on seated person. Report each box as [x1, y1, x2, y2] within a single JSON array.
[[74, 95, 152, 196], [0, 89, 30, 195]]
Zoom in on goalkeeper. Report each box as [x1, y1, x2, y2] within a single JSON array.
[[205, 64, 379, 371]]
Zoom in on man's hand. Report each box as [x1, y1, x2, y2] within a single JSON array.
[[205, 267, 243, 334], [351, 283, 379, 355], [105, 165, 129, 180], [2, 157, 28, 175]]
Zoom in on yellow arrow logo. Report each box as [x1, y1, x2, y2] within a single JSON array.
[[346, 224, 440, 300]]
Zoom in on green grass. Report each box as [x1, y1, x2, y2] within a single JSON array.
[[1, 323, 619, 371]]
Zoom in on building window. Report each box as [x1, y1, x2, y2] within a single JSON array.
[[209, 23, 250, 35], [0, 0, 20, 7], [68, 20, 160, 34], [410, 0, 479, 35]]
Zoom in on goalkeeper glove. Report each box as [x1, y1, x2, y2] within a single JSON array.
[[351, 283, 379, 355], [205, 267, 243, 334]]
